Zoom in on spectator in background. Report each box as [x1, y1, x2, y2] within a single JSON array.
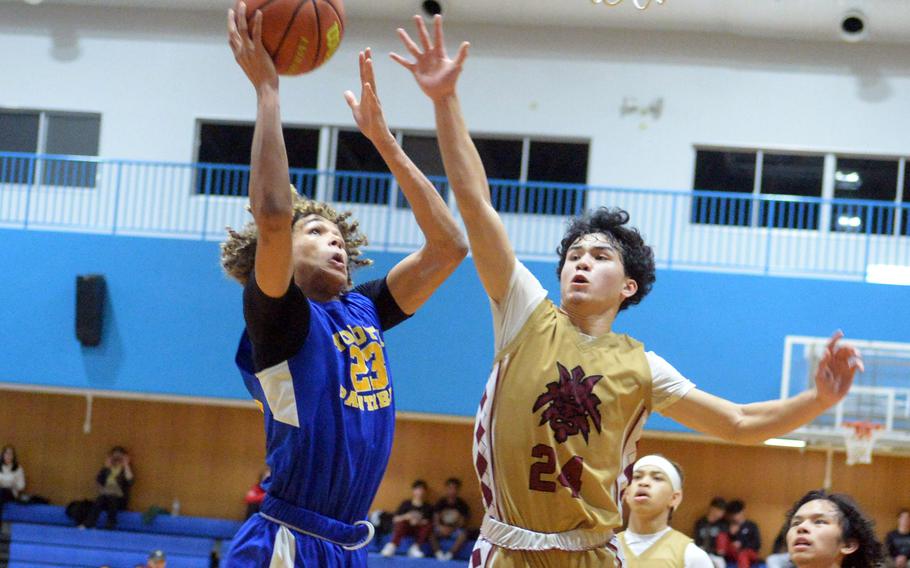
[[717, 500, 761, 568], [243, 467, 270, 519], [430, 477, 470, 561], [0, 445, 25, 507], [381, 479, 434, 558], [695, 497, 729, 568], [617, 455, 713, 568], [146, 550, 166, 568], [81, 446, 134, 530], [886, 510, 910, 568], [786, 489, 883, 568]]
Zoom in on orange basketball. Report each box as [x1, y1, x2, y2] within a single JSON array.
[[238, 0, 345, 75]]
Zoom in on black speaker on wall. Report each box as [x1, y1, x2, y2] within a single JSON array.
[[76, 274, 106, 347]]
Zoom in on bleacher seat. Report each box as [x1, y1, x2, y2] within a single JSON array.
[[1, 503, 241, 539], [218, 535, 472, 567], [371, 533, 475, 562], [11, 524, 213, 556], [9, 542, 210, 568], [1, 504, 71, 526]]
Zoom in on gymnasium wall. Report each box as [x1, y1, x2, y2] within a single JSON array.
[[1, 3, 910, 190], [1, 226, 908, 425], [4, 389, 909, 558]]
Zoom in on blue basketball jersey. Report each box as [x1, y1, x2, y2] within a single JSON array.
[[235, 290, 396, 524]]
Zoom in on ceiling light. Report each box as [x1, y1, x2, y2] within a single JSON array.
[[835, 171, 861, 184], [764, 438, 807, 448], [837, 215, 862, 228]]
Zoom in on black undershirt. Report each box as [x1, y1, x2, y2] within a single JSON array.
[[243, 272, 410, 372]]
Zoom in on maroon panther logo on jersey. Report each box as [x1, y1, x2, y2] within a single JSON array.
[[532, 362, 603, 444]]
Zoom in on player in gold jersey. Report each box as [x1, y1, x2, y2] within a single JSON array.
[[618, 455, 713, 568], [390, 15, 864, 568]]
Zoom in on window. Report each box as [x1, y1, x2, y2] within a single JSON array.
[[333, 130, 390, 204], [397, 134, 448, 208], [692, 150, 756, 226], [476, 137, 589, 215], [195, 121, 320, 197], [759, 154, 824, 230], [903, 165, 910, 236], [525, 141, 588, 216], [0, 109, 100, 187], [475, 137, 523, 213], [832, 157, 899, 235], [330, 129, 588, 215]]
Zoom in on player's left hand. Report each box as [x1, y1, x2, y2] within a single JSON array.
[[813, 330, 864, 407], [344, 49, 394, 146], [391, 14, 469, 102]]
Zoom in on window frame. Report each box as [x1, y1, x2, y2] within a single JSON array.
[[692, 144, 908, 237], [0, 108, 101, 188], [193, 118, 323, 198]]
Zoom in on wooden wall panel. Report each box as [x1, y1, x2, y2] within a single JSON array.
[[0, 391, 266, 520], [3, 389, 908, 556], [371, 417, 479, 522]]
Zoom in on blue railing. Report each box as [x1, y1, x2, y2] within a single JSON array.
[[1, 151, 908, 280]]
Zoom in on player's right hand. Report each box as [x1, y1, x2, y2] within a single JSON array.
[[390, 14, 469, 103], [228, 2, 279, 92]]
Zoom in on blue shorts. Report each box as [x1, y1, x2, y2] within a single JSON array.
[[224, 514, 368, 567]]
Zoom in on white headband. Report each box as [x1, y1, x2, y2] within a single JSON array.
[[633, 455, 682, 492]]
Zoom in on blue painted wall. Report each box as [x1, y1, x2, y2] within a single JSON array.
[[2, 228, 908, 432]]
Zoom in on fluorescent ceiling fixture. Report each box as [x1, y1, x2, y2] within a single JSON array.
[[835, 171, 861, 184], [764, 438, 807, 448], [867, 264, 910, 286], [837, 215, 862, 227]]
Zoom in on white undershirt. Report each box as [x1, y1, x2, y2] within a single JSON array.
[[624, 528, 715, 568], [0, 464, 25, 495], [490, 260, 695, 413]]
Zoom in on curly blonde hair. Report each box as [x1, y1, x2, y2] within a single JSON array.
[[220, 187, 371, 287]]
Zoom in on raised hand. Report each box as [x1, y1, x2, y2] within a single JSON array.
[[227, 2, 278, 92], [814, 330, 864, 406], [390, 14, 469, 102], [344, 49, 393, 145]]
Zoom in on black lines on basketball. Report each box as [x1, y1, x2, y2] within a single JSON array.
[[312, 0, 324, 68], [273, 0, 308, 65], [323, 0, 345, 34]]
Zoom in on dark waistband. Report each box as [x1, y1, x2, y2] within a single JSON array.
[[260, 494, 372, 549]]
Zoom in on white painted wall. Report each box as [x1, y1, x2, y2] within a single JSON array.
[[2, 2, 910, 192]]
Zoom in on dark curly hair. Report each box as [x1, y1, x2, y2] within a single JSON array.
[[220, 186, 371, 287], [785, 490, 884, 568], [555, 207, 656, 311]]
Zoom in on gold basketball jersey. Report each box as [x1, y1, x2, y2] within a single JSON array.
[[618, 529, 693, 568], [473, 299, 652, 567]]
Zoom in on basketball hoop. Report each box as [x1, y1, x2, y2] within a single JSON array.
[[592, 0, 665, 10], [842, 421, 884, 465]]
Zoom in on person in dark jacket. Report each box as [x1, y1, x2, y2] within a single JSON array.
[[717, 500, 761, 568], [886, 510, 910, 568], [694, 497, 729, 568], [81, 446, 134, 530]]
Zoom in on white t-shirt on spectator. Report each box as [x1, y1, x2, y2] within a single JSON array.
[[0, 464, 25, 496]]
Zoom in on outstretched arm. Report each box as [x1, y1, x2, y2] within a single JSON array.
[[228, 2, 293, 298], [392, 15, 515, 304], [344, 49, 467, 314], [662, 331, 863, 444]]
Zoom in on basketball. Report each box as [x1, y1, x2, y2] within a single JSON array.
[[237, 0, 345, 75]]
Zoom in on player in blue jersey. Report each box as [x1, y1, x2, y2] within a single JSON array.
[[221, 4, 468, 566]]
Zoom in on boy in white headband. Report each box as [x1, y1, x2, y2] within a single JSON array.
[[619, 455, 714, 568]]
